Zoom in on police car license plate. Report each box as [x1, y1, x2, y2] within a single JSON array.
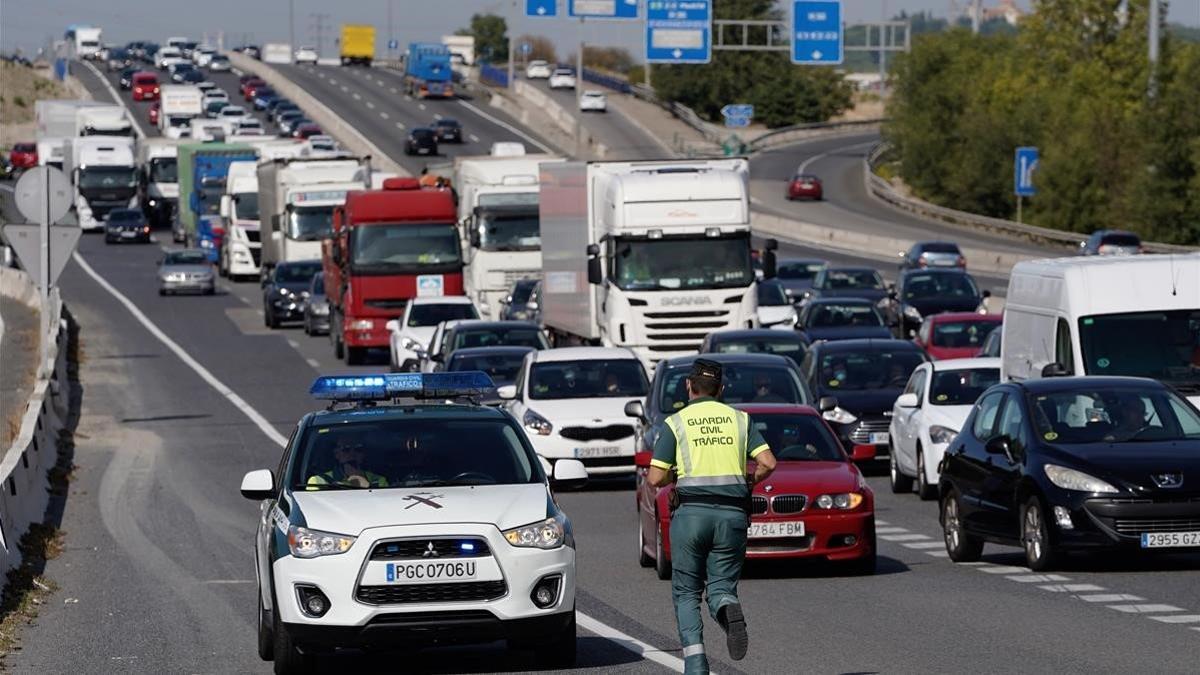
[[575, 446, 621, 459], [869, 432, 889, 445], [386, 561, 478, 584], [748, 521, 805, 539], [1141, 532, 1200, 548]]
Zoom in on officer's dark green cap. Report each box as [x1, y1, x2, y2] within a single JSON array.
[[689, 358, 722, 382]]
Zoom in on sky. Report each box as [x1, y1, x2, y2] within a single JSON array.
[[2, 0, 1198, 59]]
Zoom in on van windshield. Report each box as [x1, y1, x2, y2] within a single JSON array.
[[1078, 310, 1200, 393]]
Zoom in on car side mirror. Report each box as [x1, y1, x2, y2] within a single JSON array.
[[260, 275, 270, 287], [1041, 362, 1069, 378], [385, 319, 400, 333], [240, 469, 275, 500], [634, 450, 652, 468], [981, 289, 992, 299], [496, 384, 517, 400], [985, 436, 1012, 461], [818, 396, 838, 412], [895, 393, 920, 408], [624, 400, 646, 422], [552, 459, 588, 490], [850, 445, 876, 461]]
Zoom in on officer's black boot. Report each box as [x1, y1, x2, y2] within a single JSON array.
[[716, 603, 748, 661]]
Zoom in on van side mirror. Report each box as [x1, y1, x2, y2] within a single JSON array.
[[1041, 362, 1069, 378]]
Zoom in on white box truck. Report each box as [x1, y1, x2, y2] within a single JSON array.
[[73, 27, 102, 59], [159, 85, 204, 139], [137, 138, 182, 228], [219, 161, 263, 280], [36, 100, 106, 170], [539, 159, 763, 369], [63, 137, 138, 231], [262, 43, 293, 65], [257, 157, 371, 268], [454, 153, 565, 319], [1002, 254, 1200, 406]]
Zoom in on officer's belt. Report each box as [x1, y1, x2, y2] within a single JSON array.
[[677, 493, 750, 510]]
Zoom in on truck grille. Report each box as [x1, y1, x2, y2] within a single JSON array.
[[636, 306, 739, 359], [250, 246, 261, 266], [365, 298, 409, 310], [245, 230, 261, 243], [502, 270, 539, 287], [370, 538, 491, 560], [849, 420, 891, 444], [356, 581, 507, 605], [559, 425, 634, 442]]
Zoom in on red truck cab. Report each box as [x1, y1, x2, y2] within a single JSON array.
[[324, 177, 464, 365]]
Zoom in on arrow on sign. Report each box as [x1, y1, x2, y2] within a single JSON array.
[[537, 6, 546, 14], [812, 50, 822, 60], [672, 48, 682, 59]]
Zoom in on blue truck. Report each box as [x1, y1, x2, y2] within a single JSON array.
[[178, 143, 256, 261], [404, 42, 454, 99]]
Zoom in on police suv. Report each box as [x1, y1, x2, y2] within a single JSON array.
[[240, 372, 587, 673]]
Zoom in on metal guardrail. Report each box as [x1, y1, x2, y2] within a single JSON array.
[[748, 119, 886, 153], [864, 143, 1198, 253]]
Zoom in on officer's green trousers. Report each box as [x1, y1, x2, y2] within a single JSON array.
[[669, 504, 749, 675]]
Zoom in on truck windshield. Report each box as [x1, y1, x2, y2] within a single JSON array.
[[166, 116, 191, 129], [475, 209, 540, 251], [1078, 310, 1200, 393], [200, 186, 224, 214], [286, 205, 333, 241], [78, 167, 137, 189], [350, 223, 461, 273], [234, 192, 259, 220], [148, 157, 177, 183], [612, 234, 752, 291]]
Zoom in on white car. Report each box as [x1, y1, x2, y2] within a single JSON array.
[[889, 357, 1001, 499], [578, 90, 607, 112], [155, 46, 183, 69], [209, 54, 232, 72], [241, 372, 584, 672], [218, 105, 248, 122], [756, 280, 798, 330], [386, 297, 480, 372], [499, 347, 649, 476], [548, 69, 576, 90], [196, 80, 217, 93], [294, 46, 319, 64], [203, 90, 230, 106], [525, 60, 552, 79], [193, 46, 217, 66], [236, 118, 266, 134]]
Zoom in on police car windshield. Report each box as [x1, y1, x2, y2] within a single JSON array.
[[529, 360, 648, 400], [750, 414, 845, 462], [661, 364, 809, 411], [291, 419, 540, 490]]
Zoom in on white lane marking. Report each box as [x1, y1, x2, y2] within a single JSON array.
[[395, 122, 406, 130], [433, 112, 443, 121], [404, 94, 412, 101], [457, 99, 554, 153], [924, 550, 949, 558], [76, 246, 685, 673], [202, 579, 254, 584], [796, 151, 827, 175], [577, 613, 689, 673], [418, 103, 426, 110], [341, 85, 349, 92], [1004, 574, 1068, 583], [1040, 584, 1106, 593], [366, 101, 375, 109], [1078, 594, 1146, 603], [286, 339, 300, 348], [957, 561, 989, 566], [391, 87, 398, 94], [902, 542, 945, 550], [380, 112, 389, 120], [880, 534, 930, 542], [875, 527, 908, 534], [1151, 615, 1200, 624], [875, 520, 889, 526], [70, 252, 289, 447], [1108, 604, 1184, 614], [328, 78, 338, 85], [81, 61, 148, 139], [306, 358, 321, 369], [977, 565, 1029, 574], [353, 93, 361, 101], [469, 133, 480, 143]]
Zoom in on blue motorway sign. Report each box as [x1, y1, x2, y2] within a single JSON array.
[[646, 0, 711, 64], [721, 104, 754, 128], [792, 0, 843, 65], [1014, 147, 1039, 197], [521, 42, 532, 54], [527, 0, 557, 17], [569, 0, 639, 19], [387, 39, 398, 50]]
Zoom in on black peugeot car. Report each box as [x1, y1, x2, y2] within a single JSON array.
[[939, 376, 1200, 571], [799, 339, 927, 463], [262, 260, 322, 328], [405, 127, 439, 156], [884, 268, 989, 338], [432, 117, 463, 143], [103, 208, 151, 244]]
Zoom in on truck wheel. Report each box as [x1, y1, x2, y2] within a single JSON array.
[[345, 346, 366, 366], [333, 332, 344, 360]]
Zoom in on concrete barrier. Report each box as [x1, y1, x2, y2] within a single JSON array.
[[0, 267, 68, 575], [509, 81, 606, 157], [224, 51, 407, 177]]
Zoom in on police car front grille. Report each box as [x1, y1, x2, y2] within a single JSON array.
[[370, 538, 491, 560], [770, 495, 807, 514], [559, 425, 634, 442], [751, 495, 768, 515], [355, 580, 507, 605]]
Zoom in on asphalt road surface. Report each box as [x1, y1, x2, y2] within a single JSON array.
[[10, 60, 1200, 674]]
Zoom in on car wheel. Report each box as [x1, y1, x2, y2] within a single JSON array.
[[1023, 496, 1060, 572], [847, 516, 876, 576], [655, 516, 672, 581], [535, 610, 577, 668], [257, 592, 274, 661], [889, 446, 913, 494], [264, 306, 276, 328], [638, 515, 654, 568], [158, 288, 166, 296], [345, 346, 366, 366], [333, 332, 344, 360], [916, 446, 937, 501], [271, 606, 313, 674], [941, 489, 983, 562]]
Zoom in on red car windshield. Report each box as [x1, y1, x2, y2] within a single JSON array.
[[749, 413, 844, 461]]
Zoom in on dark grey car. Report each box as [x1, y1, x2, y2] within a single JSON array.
[[158, 249, 215, 295], [499, 278, 541, 321], [262, 260, 322, 328], [302, 271, 330, 336]]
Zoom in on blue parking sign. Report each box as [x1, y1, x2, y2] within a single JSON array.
[[792, 1, 843, 65]]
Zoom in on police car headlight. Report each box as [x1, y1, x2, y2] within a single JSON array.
[[523, 409, 553, 436], [287, 525, 356, 558], [814, 492, 864, 510], [503, 516, 565, 549], [823, 407, 858, 425]]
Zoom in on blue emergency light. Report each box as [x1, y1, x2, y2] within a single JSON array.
[[309, 371, 496, 401]]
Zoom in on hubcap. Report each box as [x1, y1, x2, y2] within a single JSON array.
[[1025, 505, 1043, 562], [944, 498, 961, 550]]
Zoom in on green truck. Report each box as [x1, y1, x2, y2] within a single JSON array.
[[177, 142, 256, 257], [340, 24, 375, 67]]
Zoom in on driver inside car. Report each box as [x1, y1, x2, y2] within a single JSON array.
[[307, 436, 390, 489], [1105, 395, 1151, 441]]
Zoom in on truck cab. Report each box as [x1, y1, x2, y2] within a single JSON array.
[[138, 139, 180, 228], [218, 162, 263, 279], [65, 137, 138, 232], [258, 157, 371, 270], [75, 106, 133, 137], [404, 43, 454, 99], [178, 143, 257, 260]]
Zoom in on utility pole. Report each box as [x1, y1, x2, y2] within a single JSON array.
[[309, 13, 331, 57], [878, 0, 888, 97], [387, 0, 394, 59], [971, 0, 982, 34], [576, 17, 585, 157], [1148, 0, 1161, 96], [288, 0, 295, 50]]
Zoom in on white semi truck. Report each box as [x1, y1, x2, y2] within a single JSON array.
[[159, 84, 203, 139], [73, 27, 102, 59], [539, 159, 767, 370], [257, 157, 371, 269], [137, 138, 181, 228], [454, 153, 565, 319], [35, 100, 106, 169], [63, 137, 138, 231], [218, 139, 308, 279]]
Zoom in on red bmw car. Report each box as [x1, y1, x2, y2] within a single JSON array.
[[635, 404, 877, 579], [131, 72, 160, 101], [913, 312, 1001, 360], [786, 172, 823, 200]]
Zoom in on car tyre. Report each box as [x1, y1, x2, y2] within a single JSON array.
[[654, 516, 672, 581], [333, 332, 344, 360], [534, 610, 577, 668], [638, 515, 654, 568], [916, 446, 937, 501], [941, 489, 983, 562], [257, 593, 274, 661], [847, 517, 877, 576], [264, 306, 277, 329], [1023, 496, 1060, 572], [889, 446, 913, 494], [272, 607, 313, 674]]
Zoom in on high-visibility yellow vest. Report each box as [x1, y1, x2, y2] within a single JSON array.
[[664, 399, 749, 488]]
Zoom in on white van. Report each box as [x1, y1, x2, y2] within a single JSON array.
[[1002, 255, 1200, 406]]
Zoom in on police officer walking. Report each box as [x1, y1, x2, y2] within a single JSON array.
[[647, 359, 777, 674]]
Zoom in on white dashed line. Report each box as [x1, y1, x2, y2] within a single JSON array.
[[380, 112, 389, 119], [1108, 604, 1184, 614], [287, 339, 300, 348], [328, 78, 337, 85], [306, 358, 321, 369], [876, 527, 908, 534], [395, 122, 406, 130], [1079, 594, 1146, 603], [353, 93, 361, 100], [902, 542, 945, 550], [341, 85, 349, 92], [1040, 583, 1106, 593], [1004, 574, 1068, 583], [391, 87, 398, 94], [433, 113, 443, 121], [1152, 615, 1200, 624], [924, 550, 949, 558], [977, 565, 1030, 575], [880, 534, 930, 542], [418, 103, 426, 110], [404, 94, 412, 101], [457, 99, 555, 153], [366, 101, 375, 109], [468, 134, 480, 143]]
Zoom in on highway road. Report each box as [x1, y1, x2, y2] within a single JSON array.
[[10, 58, 1200, 674]]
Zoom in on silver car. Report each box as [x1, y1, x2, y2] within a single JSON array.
[[158, 249, 216, 295]]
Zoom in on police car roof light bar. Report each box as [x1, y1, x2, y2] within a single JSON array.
[[309, 371, 496, 403]]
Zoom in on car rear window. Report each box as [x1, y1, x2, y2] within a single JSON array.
[[12, 143, 36, 153], [929, 368, 999, 405], [133, 74, 157, 84], [1100, 233, 1141, 247], [920, 242, 960, 254], [451, 327, 548, 352], [931, 319, 1000, 348], [661, 363, 808, 411]]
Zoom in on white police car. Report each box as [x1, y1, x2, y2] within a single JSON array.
[[240, 372, 588, 673]]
